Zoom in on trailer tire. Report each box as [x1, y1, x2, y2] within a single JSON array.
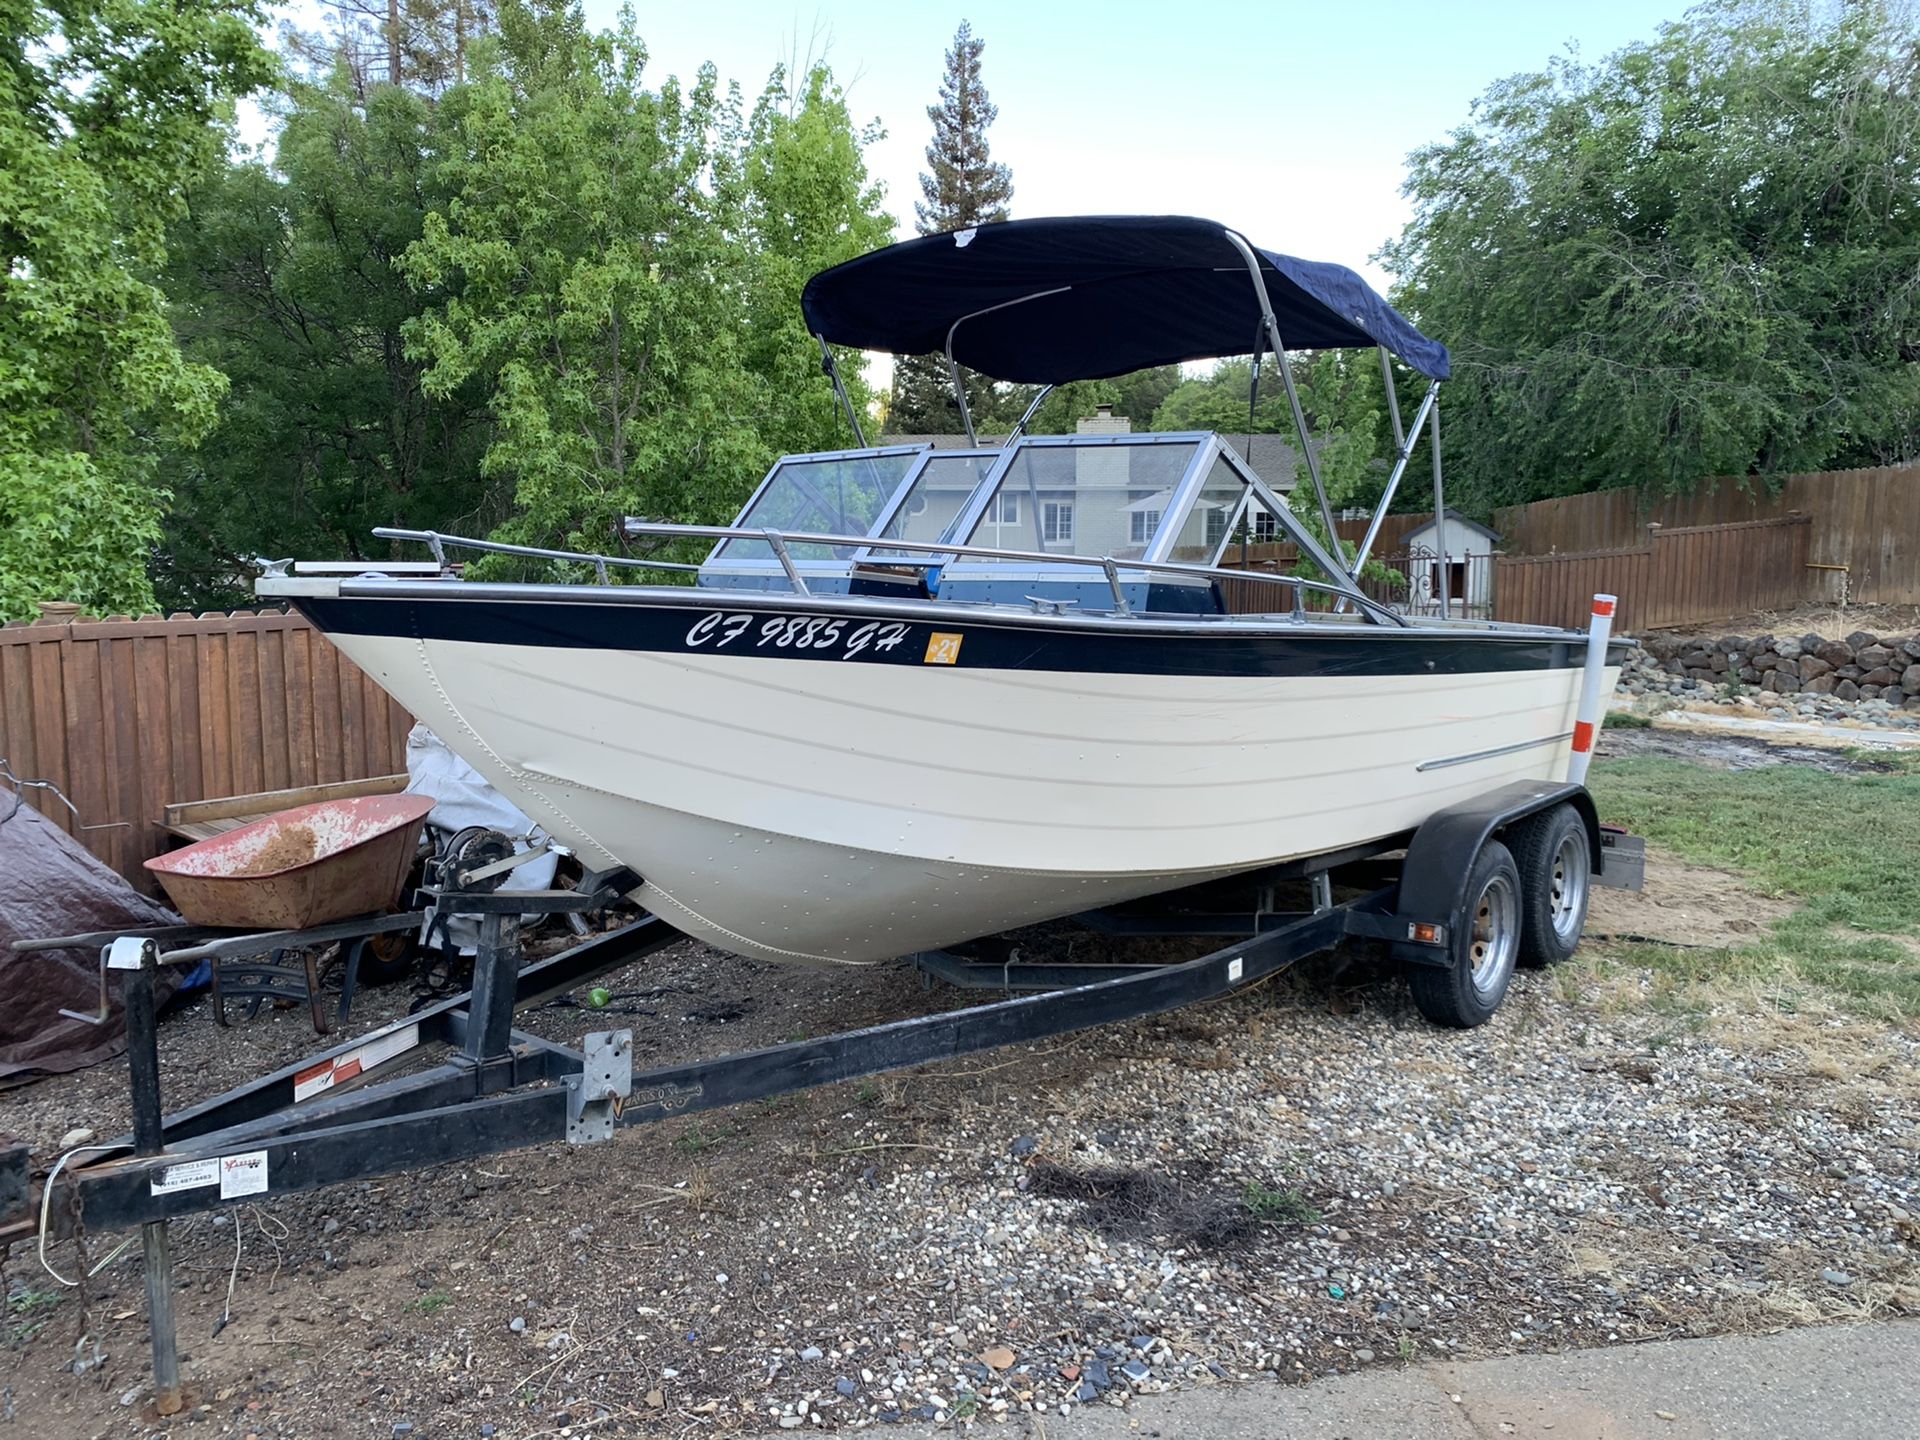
[[355, 930, 419, 985], [1508, 803, 1591, 968], [1408, 840, 1522, 1029]]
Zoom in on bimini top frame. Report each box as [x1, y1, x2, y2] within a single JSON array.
[[800, 215, 1461, 609]]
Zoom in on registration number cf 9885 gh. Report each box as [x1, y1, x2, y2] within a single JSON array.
[[683, 612, 911, 658]]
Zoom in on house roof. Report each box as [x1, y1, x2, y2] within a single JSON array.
[[1401, 506, 1502, 543]]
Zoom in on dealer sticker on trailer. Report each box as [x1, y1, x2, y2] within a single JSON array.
[[292, 1023, 420, 1103], [150, 1157, 221, 1196], [147, 1149, 271, 1199]]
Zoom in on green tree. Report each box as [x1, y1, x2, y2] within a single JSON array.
[[0, 0, 274, 620], [739, 64, 895, 458], [1015, 366, 1182, 435], [399, 1, 892, 567], [913, 19, 1012, 233], [157, 69, 500, 609], [890, 20, 1014, 435], [1384, 0, 1920, 511], [1152, 360, 1294, 436], [288, 0, 499, 96]]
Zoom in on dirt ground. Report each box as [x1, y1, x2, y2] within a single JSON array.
[[1648, 601, 1920, 642], [4, 739, 1915, 1439]]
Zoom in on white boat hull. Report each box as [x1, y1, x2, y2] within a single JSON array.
[[305, 602, 1614, 964]]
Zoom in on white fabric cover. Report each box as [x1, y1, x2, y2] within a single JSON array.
[[402, 723, 560, 953]]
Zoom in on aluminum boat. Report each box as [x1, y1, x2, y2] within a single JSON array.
[[259, 216, 1623, 964]]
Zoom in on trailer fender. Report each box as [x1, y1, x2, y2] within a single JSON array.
[[1392, 781, 1601, 968]]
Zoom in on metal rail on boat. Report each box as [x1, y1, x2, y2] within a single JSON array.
[[370, 523, 1416, 628]]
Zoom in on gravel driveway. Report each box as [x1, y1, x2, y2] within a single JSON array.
[[4, 797, 1916, 1438]]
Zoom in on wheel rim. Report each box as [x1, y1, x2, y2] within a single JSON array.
[[1469, 872, 1519, 999], [1547, 831, 1590, 943]]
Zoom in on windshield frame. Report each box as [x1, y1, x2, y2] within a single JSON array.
[[702, 444, 933, 571]]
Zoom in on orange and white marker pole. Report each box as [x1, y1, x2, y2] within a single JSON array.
[[1566, 594, 1617, 787]]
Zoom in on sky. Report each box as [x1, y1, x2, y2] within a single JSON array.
[[583, 0, 1696, 292]]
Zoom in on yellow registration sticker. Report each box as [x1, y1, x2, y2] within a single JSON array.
[[923, 632, 963, 665]]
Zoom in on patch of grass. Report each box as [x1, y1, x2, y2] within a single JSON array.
[[950, 1393, 980, 1422], [408, 1290, 451, 1315], [1603, 710, 1652, 729], [7, 1287, 59, 1344], [853, 1082, 882, 1106], [1240, 1180, 1321, 1225], [1852, 746, 1920, 776], [673, 1120, 742, 1155], [1588, 757, 1920, 1015]]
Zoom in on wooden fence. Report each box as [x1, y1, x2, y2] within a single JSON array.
[[1231, 513, 1431, 561], [0, 610, 412, 890], [1493, 464, 1917, 605], [1493, 514, 1813, 631]]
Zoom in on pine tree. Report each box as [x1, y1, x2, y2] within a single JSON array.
[[915, 21, 1012, 233], [287, 0, 497, 97], [891, 21, 1014, 433]]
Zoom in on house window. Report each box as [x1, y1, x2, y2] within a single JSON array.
[[1043, 501, 1074, 544], [993, 493, 1020, 524], [1129, 509, 1161, 545], [1250, 510, 1278, 540]]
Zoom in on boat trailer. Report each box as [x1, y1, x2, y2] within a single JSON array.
[[1, 779, 1642, 1415]]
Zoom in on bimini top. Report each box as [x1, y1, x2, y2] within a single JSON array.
[[800, 214, 1449, 383]]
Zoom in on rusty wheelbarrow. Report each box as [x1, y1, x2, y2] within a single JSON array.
[[144, 794, 435, 931]]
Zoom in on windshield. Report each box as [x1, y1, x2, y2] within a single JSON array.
[[961, 440, 1202, 560], [718, 451, 923, 561], [1163, 453, 1250, 564], [868, 451, 996, 558]]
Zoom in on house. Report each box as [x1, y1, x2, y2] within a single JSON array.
[[1397, 508, 1501, 616]]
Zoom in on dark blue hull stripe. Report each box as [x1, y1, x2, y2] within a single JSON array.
[[293, 594, 1620, 680]]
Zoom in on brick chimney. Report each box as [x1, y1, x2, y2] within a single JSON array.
[[1076, 403, 1131, 436]]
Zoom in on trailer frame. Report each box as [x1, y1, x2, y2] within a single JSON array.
[[3, 779, 1636, 1415]]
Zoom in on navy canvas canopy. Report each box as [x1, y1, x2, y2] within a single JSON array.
[[800, 215, 1449, 383]]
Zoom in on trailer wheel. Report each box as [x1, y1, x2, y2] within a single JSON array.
[[356, 929, 419, 985], [1408, 840, 1522, 1028], [1508, 804, 1591, 968]]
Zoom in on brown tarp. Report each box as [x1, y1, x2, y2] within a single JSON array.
[[0, 801, 183, 1088]]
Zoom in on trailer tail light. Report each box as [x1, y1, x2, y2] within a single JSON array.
[[1408, 921, 1446, 945]]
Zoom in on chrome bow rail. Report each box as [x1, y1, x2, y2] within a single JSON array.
[[369, 524, 1413, 628]]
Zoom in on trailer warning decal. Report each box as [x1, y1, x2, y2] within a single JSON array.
[[293, 1023, 420, 1103], [219, 1151, 269, 1199], [150, 1158, 220, 1196]]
